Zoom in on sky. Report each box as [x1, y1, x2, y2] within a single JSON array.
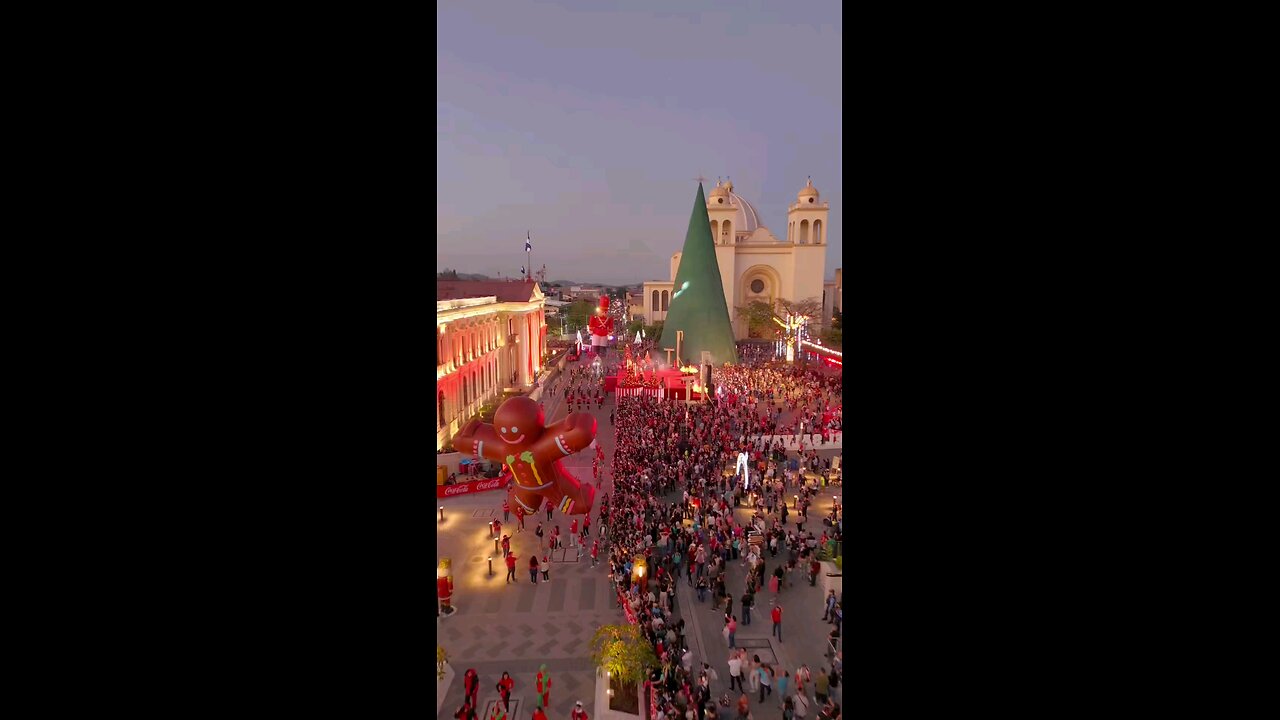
[[437, 0, 842, 286]]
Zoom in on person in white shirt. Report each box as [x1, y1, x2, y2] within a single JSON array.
[[682, 648, 693, 674], [793, 690, 810, 718], [727, 655, 743, 692]]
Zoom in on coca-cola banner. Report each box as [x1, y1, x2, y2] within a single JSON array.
[[436, 476, 509, 499]]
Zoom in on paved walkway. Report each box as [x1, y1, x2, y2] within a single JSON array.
[[437, 355, 624, 719]]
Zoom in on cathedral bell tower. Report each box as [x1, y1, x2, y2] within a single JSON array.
[[786, 177, 828, 246], [706, 178, 739, 336]]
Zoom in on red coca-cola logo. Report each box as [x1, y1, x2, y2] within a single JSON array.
[[440, 477, 508, 497]]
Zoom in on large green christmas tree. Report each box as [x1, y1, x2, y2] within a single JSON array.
[[656, 183, 739, 366]]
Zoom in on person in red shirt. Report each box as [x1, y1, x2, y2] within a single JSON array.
[[771, 603, 783, 643], [570, 700, 588, 720], [505, 552, 518, 583], [590, 539, 599, 567], [531, 706, 548, 720], [569, 519, 579, 548], [495, 671, 514, 711], [463, 668, 479, 708], [501, 499, 510, 523], [501, 534, 511, 558], [515, 505, 525, 532]]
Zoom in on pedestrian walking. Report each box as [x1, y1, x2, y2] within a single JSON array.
[[501, 534, 511, 558], [495, 672, 514, 711], [728, 654, 744, 692], [502, 499, 510, 523], [505, 553, 518, 583], [590, 540, 600, 567], [516, 506, 526, 531], [727, 615, 738, 648], [771, 604, 783, 643], [547, 504, 554, 521], [463, 668, 479, 708], [541, 554, 550, 582], [757, 663, 773, 703], [536, 522, 545, 549], [570, 519, 579, 548], [814, 668, 829, 705], [793, 689, 810, 719]]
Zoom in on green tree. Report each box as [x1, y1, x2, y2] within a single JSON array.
[[566, 299, 594, 333], [832, 307, 842, 331], [590, 624, 658, 713], [735, 297, 825, 338]]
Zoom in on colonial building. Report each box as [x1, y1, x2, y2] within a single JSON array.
[[643, 178, 840, 339], [436, 280, 546, 451]]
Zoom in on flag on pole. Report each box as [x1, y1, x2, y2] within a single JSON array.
[[525, 231, 532, 252]]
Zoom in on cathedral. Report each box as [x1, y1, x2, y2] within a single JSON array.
[[640, 177, 841, 340]]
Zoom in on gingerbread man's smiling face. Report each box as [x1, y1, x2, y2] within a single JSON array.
[[493, 397, 545, 447]]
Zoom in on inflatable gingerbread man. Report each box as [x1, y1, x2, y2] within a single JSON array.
[[453, 396, 597, 516], [587, 295, 614, 355]]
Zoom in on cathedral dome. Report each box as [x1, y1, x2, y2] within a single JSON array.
[[728, 190, 763, 233], [797, 178, 820, 203]]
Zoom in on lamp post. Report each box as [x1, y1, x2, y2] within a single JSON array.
[[488, 557, 494, 576], [632, 555, 648, 594]]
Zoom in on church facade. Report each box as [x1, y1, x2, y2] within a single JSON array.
[[642, 178, 839, 340]]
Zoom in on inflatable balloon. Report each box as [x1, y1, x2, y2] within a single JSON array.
[[453, 396, 597, 515]]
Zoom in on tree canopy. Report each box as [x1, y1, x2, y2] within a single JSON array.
[[734, 296, 825, 337], [589, 624, 659, 686]]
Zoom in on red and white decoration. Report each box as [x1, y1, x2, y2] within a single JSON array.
[[436, 476, 509, 499]]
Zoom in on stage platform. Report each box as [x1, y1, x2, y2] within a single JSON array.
[[609, 366, 704, 401]]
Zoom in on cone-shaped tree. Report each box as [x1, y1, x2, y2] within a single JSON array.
[[656, 183, 739, 365]]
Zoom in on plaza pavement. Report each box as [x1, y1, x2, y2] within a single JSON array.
[[438, 354, 843, 719]]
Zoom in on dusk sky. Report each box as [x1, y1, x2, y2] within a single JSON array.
[[437, 0, 842, 286]]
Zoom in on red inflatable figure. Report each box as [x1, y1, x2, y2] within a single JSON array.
[[454, 396, 598, 516], [587, 295, 614, 355]]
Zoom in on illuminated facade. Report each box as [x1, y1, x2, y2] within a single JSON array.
[[436, 281, 547, 451]]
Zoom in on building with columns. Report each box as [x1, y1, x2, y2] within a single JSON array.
[[436, 280, 547, 451], [642, 177, 839, 338]]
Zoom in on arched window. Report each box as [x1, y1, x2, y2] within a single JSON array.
[[462, 376, 469, 406], [661, 290, 669, 311], [438, 391, 446, 429], [814, 219, 823, 244], [652, 290, 660, 312], [799, 219, 810, 244]]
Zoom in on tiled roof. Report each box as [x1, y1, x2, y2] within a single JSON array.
[[436, 280, 539, 303]]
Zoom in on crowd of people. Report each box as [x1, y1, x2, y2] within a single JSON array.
[[455, 350, 844, 720], [593, 357, 843, 720]]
